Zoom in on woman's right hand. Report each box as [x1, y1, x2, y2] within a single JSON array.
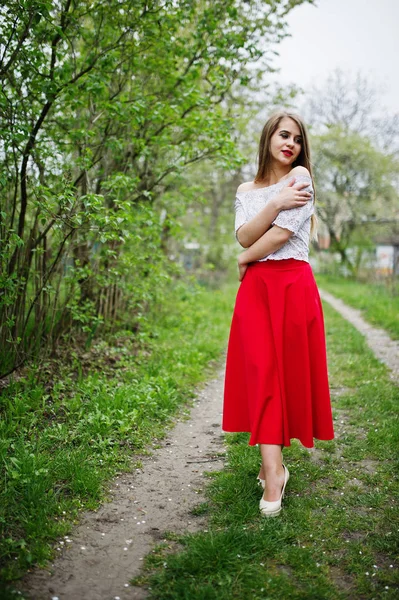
[[274, 178, 312, 211]]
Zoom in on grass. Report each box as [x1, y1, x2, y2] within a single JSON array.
[[316, 274, 399, 340], [0, 278, 238, 589], [135, 301, 399, 599]]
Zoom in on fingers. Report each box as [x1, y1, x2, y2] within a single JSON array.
[[287, 197, 311, 207], [292, 193, 311, 201], [286, 178, 296, 187], [295, 187, 312, 197], [238, 262, 248, 281], [293, 181, 311, 190]]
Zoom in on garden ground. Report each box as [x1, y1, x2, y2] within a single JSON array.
[[6, 280, 399, 599]]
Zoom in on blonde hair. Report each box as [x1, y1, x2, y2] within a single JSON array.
[[255, 111, 317, 239]]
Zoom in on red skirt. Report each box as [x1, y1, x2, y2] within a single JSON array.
[[222, 259, 334, 448]]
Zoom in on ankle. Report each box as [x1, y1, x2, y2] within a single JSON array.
[[263, 464, 284, 477]]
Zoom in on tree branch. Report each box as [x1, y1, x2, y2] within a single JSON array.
[[0, 11, 35, 78]]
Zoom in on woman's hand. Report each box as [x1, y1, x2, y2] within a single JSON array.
[[238, 255, 249, 282], [273, 178, 312, 211]]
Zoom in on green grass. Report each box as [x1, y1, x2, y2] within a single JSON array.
[[0, 279, 238, 587], [316, 274, 399, 340], [135, 302, 399, 599]]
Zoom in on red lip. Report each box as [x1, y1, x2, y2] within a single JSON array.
[[282, 150, 293, 157]]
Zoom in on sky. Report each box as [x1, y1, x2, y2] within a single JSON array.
[[274, 0, 399, 114]]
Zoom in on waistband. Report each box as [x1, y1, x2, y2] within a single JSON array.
[[248, 259, 310, 271]]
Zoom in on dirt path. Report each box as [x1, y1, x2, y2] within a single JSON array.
[[19, 372, 226, 600], [19, 291, 399, 600], [319, 289, 399, 384]]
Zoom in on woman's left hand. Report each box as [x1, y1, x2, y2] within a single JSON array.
[[238, 257, 248, 281]]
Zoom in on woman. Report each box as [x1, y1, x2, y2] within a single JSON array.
[[222, 111, 334, 517]]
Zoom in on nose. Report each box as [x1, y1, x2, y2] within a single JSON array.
[[286, 138, 294, 148]]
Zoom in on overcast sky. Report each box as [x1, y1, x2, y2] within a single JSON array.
[[274, 0, 398, 114]]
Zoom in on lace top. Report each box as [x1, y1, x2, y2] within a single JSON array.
[[234, 174, 314, 263]]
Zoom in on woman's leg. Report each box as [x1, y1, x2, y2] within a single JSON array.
[[258, 443, 285, 501], [258, 444, 284, 478]]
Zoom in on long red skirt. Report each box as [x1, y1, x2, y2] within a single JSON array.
[[222, 259, 334, 448]]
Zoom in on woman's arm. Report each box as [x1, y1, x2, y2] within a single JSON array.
[[236, 178, 312, 248], [238, 226, 292, 281], [236, 200, 280, 248]]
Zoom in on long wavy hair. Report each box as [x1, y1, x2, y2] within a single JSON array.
[[255, 111, 317, 239]]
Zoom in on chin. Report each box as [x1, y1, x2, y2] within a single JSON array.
[[278, 157, 295, 167]]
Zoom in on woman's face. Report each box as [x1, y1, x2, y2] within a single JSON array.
[[269, 117, 302, 167]]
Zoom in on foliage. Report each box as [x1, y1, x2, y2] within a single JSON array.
[[299, 70, 399, 277], [0, 0, 310, 376], [0, 276, 237, 583], [311, 126, 398, 275]]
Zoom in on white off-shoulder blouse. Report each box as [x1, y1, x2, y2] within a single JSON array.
[[234, 174, 314, 263]]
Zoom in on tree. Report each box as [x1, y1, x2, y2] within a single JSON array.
[[0, 0, 311, 376], [303, 68, 399, 154], [297, 69, 399, 275], [312, 126, 398, 275]]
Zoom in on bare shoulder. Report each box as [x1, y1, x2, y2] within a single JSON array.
[[290, 165, 310, 177], [237, 181, 257, 193]]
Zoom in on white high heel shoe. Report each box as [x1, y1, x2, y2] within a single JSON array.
[[259, 464, 290, 517]]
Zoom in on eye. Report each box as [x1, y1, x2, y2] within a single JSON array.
[[280, 132, 288, 138], [295, 138, 302, 144]]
